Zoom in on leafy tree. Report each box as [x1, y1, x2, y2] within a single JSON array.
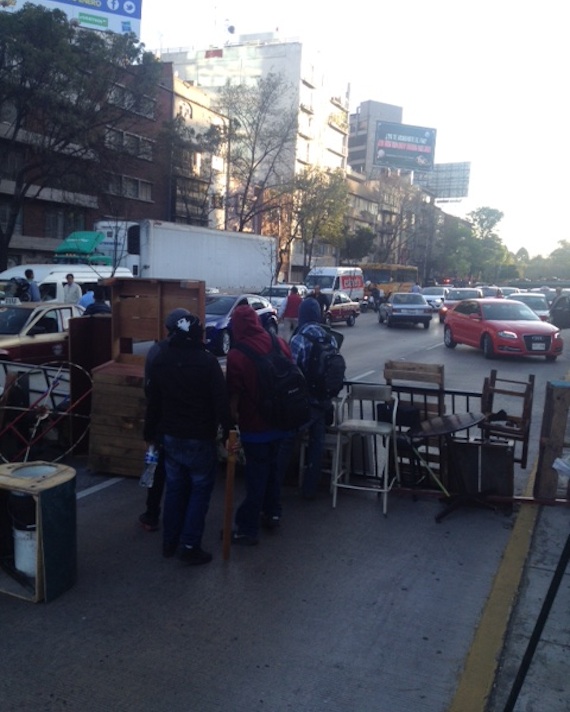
[[467, 207, 504, 241], [284, 168, 348, 274], [0, 4, 160, 269], [216, 73, 298, 232], [340, 227, 375, 263]]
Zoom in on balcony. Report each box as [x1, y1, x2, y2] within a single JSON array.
[[331, 95, 348, 110], [328, 113, 348, 134], [299, 102, 314, 115]]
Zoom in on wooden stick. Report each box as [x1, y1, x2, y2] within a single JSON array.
[[222, 430, 238, 561]]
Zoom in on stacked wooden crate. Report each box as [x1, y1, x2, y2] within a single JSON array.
[[88, 278, 205, 477]]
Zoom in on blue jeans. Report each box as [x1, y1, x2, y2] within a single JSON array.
[[162, 436, 217, 549], [235, 439, 284, 538], [301, 405, 327, 498]]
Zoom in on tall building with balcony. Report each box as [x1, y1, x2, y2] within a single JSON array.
[[160, 34, 349, 179]]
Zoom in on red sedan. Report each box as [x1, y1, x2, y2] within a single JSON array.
[[443, 298, 563, 361]]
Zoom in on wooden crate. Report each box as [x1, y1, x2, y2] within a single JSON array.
[[88, 278, 205, 477]]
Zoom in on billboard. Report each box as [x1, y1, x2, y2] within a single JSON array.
[[1, 0, 141, 37], [413, 162, 471, 200], [374, 121, 437, 171]]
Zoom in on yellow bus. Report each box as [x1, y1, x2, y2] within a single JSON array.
[[360, 263, 419, 296]]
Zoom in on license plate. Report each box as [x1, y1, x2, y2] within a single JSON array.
[[531, 342, 546, 351]]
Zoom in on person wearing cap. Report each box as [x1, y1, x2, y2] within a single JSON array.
[[225, 304, 294, 545], [143, 308, 232, 565]]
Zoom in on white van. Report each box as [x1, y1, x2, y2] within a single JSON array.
[[304, 266, 365, 301], [0, 264, 133, 302]]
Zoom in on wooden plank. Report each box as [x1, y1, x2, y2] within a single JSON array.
[[535, 381, 570, 499]]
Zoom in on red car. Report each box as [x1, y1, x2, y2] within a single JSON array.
[[443, 298, 563, 361]]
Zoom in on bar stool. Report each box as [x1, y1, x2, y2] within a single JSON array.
[[332, 383, 399, 515]]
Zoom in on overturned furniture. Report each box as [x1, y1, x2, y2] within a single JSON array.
[[480, 369, 535, 469]]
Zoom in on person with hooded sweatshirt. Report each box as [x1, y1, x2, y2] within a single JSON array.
[[144, 308, 232, 565], [226, 304, 294, 545], [289, 297, 340, 499]]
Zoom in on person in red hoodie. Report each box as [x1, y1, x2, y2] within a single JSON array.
[[278, 285, 303, 333], [226, 305, 294, 545]]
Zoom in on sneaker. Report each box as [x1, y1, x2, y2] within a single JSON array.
[[178, 546, 213, 565], [139, 512, 160, 532], [261, 514, 281, 531], [231, 532, 259, 546]]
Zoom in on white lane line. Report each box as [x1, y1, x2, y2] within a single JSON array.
[[426, 342, 444, 351], [77, 477, 124, 500], [349, 370, 376, 381]]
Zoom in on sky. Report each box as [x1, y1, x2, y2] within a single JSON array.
[[139, 0, 568, 259]]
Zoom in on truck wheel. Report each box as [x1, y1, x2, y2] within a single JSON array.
[[220, 330, 231, 356], [346, 313, 356, 327]]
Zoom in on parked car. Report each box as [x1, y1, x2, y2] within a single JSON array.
[[443, 298, 563, 361], [478, 285, 503, 298], [0, 301, 84, 363], [500, 287, 521, 297], [549, 292, 570, 328], [378, 292, 432, 329], [325, 290, 360, 327], [204, 294, 278, 356], [421, 286, 448, 311], [510, 293, 550, 321], [438, 287, 484, 323], [259, 284, 307, 310]]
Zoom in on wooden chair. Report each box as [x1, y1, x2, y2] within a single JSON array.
[[383, 361, 446, 486], [480, 369, 535, 469]]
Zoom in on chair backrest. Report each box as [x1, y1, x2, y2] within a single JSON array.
[[383, 360, 445, 420], [345, 383, 396, 423]]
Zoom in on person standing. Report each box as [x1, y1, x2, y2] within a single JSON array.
[[82, 286, 111, 316], [310, 284, 330, 319], [279, 285, 303, 333], [226, 305, 293, 545], [411, 282, 422, 294], [63, 273, 82, 304], [24, 269, 41, 302], [144, 308, 232, 564], [289, 298, 340, 499]]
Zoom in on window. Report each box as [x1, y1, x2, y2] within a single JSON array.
[[44, 208, 85, 240], [0, 202, 22, 235], [107, 174, 153, 202], [105, 129, 153, 160]]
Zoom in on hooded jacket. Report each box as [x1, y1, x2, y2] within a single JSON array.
[[226, 305, 293, 436]]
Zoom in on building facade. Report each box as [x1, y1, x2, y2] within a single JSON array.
[[348, 100, 403, 177]]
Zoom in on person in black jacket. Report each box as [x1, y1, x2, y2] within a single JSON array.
[[144, 308, 232, 565], [82, 286, 111, 316]]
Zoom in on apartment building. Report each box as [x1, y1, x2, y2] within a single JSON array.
[[348, 100, 403, 177]]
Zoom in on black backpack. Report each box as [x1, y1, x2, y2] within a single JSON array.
[[300, 329, 346, 400], [5, 277, 31, 302], [235, 333, 311, 431]]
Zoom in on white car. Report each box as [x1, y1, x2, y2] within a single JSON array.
[[510, 292, 550, 321], [420, 286, 448, 311], [259, 284, 307, 310]]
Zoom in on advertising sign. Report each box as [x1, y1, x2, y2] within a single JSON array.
[[413, 162, 471, 200], [1, 0, 141, 37], [374, 121, 437, 171]]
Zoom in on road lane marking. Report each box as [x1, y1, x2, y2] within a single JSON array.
[[77, 477, 123, 499], [349, 370, 376, 381]]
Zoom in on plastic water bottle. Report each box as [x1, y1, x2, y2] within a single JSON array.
[[139, 445, 158, 488]]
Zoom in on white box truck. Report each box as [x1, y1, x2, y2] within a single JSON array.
[[96, 220, 278, 293]]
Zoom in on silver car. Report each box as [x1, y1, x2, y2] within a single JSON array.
[[378, 292, 432, 329]]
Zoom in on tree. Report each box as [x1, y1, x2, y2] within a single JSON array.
[[339, 226, 375, 263], [162, 115, 224, 226], [216, 73, 298, 232], [284, 168, 348, 274], [467, 207, 504, 241], [0, 4, 160, 269]]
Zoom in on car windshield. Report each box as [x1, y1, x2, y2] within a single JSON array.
[[392, 294, 425, 305], [422, 287, 445, 296], [513, 295, 548, 310], [260, 287, 289, 298], [205, 296, 237, 316], [446, 289, 480, 300], [305, 275, 334, 289], [481, 302, 539, 321], [0, 306, 32, 335]]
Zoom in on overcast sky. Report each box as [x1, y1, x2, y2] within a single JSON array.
[[140, 0, 567, 258]]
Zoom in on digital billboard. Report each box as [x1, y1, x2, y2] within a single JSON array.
[[1, 0, 141, 37], [374, 121, 437, 171]]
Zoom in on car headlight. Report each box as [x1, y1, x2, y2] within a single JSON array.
[[497, 330, 518, 339]]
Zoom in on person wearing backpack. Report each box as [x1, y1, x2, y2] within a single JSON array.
[[289, 297, 345, 500], [226, 304, 304, 545]]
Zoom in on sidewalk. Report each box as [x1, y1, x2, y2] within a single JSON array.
[[1, 454, 568, 712]]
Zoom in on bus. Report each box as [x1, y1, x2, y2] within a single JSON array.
[[360, 263, 419, 296]]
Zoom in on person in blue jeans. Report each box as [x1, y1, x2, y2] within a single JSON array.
[[289, 298, 339, 499], [143, 309, 232, 565], [226, 305, 294, 545]]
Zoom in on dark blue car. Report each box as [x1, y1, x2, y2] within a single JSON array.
[[205, 293, 278, 356]]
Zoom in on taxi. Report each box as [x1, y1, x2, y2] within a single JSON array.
[[0, 299, 84, 363]]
